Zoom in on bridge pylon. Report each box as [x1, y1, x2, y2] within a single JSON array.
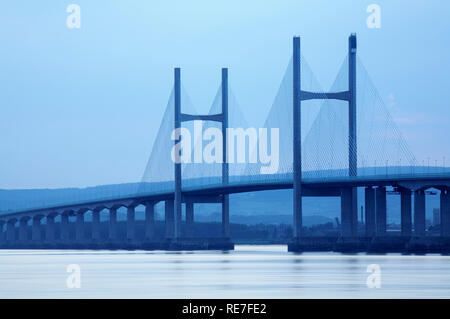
[[293, 34, 358, 238], [173, 67, 230, 240]]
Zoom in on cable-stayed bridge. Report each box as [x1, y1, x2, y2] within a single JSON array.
[[1, 34, 450, 252]]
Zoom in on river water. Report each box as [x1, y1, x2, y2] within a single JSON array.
[[1, 245, 450, 298]]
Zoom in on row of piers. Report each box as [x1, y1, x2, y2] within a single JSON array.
[[2, 186, 449, 253], [289, 186, 450, 253], [0, 199, 233, 250], [340, 186, 450, 238], [372, 187, 445, 237]]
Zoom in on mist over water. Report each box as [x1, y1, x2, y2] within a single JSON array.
[[1, 245, 450, 298]]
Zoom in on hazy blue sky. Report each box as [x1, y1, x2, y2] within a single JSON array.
[[0, 0, 449, 189]]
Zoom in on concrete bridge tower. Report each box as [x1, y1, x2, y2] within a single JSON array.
[[293, 34, 358, 239]]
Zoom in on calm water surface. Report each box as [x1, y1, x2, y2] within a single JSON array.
[[1, 245, 450, 298]]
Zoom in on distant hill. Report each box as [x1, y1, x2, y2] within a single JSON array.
[[195, 212, 334, 226]]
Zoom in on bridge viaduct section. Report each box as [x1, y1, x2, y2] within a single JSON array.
[[0, 194, 232, 249], [0, 68, 234, 250], [1, 183, 450, 250]]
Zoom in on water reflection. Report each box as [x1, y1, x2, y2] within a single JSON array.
[[1, 246, 450, 298]]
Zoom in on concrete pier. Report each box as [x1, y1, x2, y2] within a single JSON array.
[[61, 213, 70, 241], [92, 209, 101, 241], [341, 187, 357, 237], [441, 189, 450, 237], [186, 202, 194, 238], [109, 208, 117, 240], [6, 220, 16, 242], [222, 195, 230, 238], [45, 215, 55, 241], [376, 186, 387, 236], [76, 211, 85, 242], [414, 190, 426, 236], [19, 218, 28, 242], [32, 217, 42, 241], [145, 203, 155, 240], [126, 206, 135, 241], [165, 200, 174, 239], [400, 189, 412, 236], [0, 221, 5, 242], [365, 187, 376, 237]]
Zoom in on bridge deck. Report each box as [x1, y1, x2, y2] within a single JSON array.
[[1, 172, 450, 220]]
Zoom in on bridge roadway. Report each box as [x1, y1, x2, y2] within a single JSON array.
[[1, 172, 450, 251]]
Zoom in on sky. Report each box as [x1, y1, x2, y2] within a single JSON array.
[[0, 0, 449, 189]]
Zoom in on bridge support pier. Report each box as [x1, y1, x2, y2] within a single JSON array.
[[19, 219, 29, 242], [7, 220, 16, 242], [145, 202, 155, 240], [92, 209, 101, 241], [376, 187, 387, 236], [341, 188, 357, 237], [222, 195, 230, 239], [45, 215, 55, 241], [365, 187, 376, 237], [60, 213, 70, 241], [441, 189, 450, 237], [76, 211, 85, 242], [186, 202, 194, 238], [126, 206, 135, 241], [109, 208, 117, 241], [6, 220, 16, 242], [0, 221, 5, 242], [165, 200, 174, 239], [32, 217, 42, 241], [414, 190, 426, 236], [400, 189, 412, 236]]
